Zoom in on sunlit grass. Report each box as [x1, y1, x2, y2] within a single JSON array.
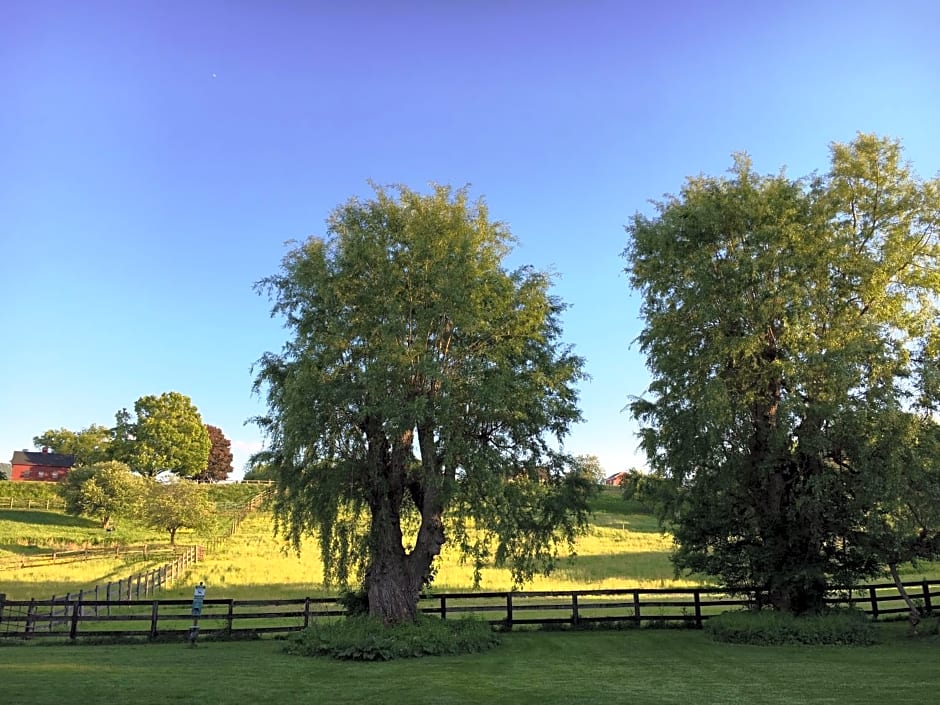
[[5, 486, 939, 602]]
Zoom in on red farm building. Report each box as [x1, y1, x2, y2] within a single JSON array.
[[9, 449, 75, 481]]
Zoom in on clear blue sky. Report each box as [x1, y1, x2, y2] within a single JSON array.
[[3, 1, 939, 479]]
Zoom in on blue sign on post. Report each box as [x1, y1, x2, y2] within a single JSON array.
[[189, 582, 206, 645]]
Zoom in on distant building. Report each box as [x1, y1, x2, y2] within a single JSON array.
[[603, 471, 629, 487], [9, 449, 75, 481]]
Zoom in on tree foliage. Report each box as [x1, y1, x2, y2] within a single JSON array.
[[57, 460, 141, 529], [253, 183, 592, 623], [195, 424, 234, 483], [571, 454, 606, 484], [142, 480, 214, 545], [625, 134, 940, 613], [33, 425, 112, 466], [111, 392, 211, 478]]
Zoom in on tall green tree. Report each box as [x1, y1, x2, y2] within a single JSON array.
[[625, 134, 940, 613], [57, 460, 141, 529], [194, 424, 234, 483], [111, 392, 211, 479], [33, 425, 112, 466], [253, 184, 592, 624]]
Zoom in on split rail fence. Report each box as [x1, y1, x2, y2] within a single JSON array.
[[1, 580, 937, 640]]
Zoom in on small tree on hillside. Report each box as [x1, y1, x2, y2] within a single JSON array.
[[57, 461, 141, 529], [142, 481, 214, 545], [195, 424, 234, 483], [571, 455, 606, 485]]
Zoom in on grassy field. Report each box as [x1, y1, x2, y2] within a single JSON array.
[[2, 488, 690, 600], [2, 626, 938, 705], [3, 486, 939, 602]]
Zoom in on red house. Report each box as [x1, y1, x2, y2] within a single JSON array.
[[9, 449, 75, 481]]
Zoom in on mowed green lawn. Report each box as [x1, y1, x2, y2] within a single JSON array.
[[2, 627, 938, 705]]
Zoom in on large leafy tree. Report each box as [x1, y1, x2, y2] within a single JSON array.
[[33, 425, 112, 466], [625, 135, 940, 613], [57, 460, 141, 529], [253, 184, 592, 624], [111, 392, 211, 479], [194, 424, 234, 483]]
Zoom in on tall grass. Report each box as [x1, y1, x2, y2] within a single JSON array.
[[4, 486, 938, 601]]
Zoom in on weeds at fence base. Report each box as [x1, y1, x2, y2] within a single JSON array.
[[705, 608, 879, 646], [284, 615, 500, 661]]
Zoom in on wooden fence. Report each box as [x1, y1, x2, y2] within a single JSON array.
[[0, 543, 180, 571], [0, 496, 65, 511], [2, 580, 937, 640], [0, 545, 203, 636]]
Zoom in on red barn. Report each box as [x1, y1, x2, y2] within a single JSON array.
[[9, 449, 75, 481]]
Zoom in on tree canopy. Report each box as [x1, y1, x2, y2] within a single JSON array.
[[33, 425, 112, 466], [625, 134, 940, 613], [195, 424, 234, 483], [57, 460, 141, 529], [111, 392, 211, 479], [142, 480, 215, 545], [253, 183, 592, 623]]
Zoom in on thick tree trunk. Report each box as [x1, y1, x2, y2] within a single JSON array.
[[366, 484, 446, 625]]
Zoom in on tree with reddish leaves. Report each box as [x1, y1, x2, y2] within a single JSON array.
[[196, 424, 234, 483]]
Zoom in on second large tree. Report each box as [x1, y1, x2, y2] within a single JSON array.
[[254, 184, 591, 624], [626, 135, 940, 613]]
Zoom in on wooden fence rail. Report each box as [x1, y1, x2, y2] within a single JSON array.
[[0, 496, 65, 511], [2, 580, 937, 640], [0, 543, 181, 571]]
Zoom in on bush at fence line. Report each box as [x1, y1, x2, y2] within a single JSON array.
[[705, 608, 879, 646], [283, 615, 501, 661]]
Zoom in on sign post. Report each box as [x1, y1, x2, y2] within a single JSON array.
[[188, 582, 206, 646]]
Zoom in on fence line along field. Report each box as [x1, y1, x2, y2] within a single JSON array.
[[3, 580, 939, 641]]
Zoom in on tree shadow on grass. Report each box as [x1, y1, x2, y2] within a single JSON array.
[[0, 510, 97, 529]]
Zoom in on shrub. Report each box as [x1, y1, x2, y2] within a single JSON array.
[[338, 587, 370, 616], [705, 608, 879, 646], [283, 615, 500, 661]]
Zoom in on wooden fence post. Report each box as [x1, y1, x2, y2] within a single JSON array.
[[69, 600, 81, 640], [693, 590, 703, 628], [25, 599, 36, 638], [923, 581, 933, 614], [571, 593, 580, 627], [227, 600, 235, 633], [440, 595, 447, 620], [0, 593, 6, 631], [632, 590, 641, 624], [505, 594, 514, 630], [150, 601, 159, 639], [303, 598, 311, 629], [869, 586, 879, 619]]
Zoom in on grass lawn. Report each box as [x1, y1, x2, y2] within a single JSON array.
[[2, 626, 938, 705]]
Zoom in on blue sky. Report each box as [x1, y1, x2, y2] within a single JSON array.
[[2, 1, 939, 479]]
